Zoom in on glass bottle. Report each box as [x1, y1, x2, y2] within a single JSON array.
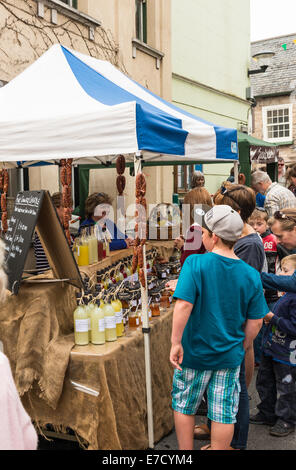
[[111, 297, 124, 337], [160, 290, 170, 312], [88, 226, 98, 265], [125, 260, 132, 282], [150, 291, 160, 317], [103, 296, 117, 342], [73, 294, 89, 345], [78, 231, 89, 266], [129, 294, 140, 328], [83, 294, 93, 341], [91, 299, 105, 345]]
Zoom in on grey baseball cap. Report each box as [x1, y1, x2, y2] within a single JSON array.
[[204, 205, 244, 241]]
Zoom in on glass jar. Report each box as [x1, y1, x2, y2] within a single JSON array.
[[128, 294, 140, 328], [160, 291, 170, 311], [150, 291, 160, 317]]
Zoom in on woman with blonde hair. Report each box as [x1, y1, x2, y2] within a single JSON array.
[[0, 239, 38, 450], [174, 187, 213, 266]]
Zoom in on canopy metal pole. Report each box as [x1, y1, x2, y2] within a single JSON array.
[[134, 152, 154, 449]]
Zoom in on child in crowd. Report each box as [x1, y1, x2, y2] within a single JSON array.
[[170, 205, 269, 450], [250, 255, 296, 437], [248, 208, 279, 364]]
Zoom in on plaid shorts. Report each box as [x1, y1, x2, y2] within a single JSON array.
[[172, 366, 241, 424]]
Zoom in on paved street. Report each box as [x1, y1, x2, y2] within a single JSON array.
[[155, 370, 296, 451]]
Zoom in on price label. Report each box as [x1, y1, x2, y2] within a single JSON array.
[[75, 319, 89, 332]]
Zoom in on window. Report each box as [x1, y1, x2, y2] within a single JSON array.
[[61, 0, 78, 8], [135, 0, 147, 43], [174, 166, 194, 193], [263, 104, 293, 142]]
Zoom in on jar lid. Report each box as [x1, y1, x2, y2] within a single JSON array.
[[118, 292, 130, 301]]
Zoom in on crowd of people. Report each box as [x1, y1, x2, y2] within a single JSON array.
[[168, 166, 296, 450]]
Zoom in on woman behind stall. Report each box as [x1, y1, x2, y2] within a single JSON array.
[[0, 240, 38, 450], [79, 192, 133, 250]]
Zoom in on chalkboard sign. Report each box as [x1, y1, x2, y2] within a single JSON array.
[[4, 191, 45, 294], [4, 190, 83, 295]]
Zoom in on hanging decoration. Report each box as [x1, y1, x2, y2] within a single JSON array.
[[0, 169, 9, 234], [60, 158, 73, 245]]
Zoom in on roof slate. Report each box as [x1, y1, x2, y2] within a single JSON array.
[[250, 33, 296, 97]]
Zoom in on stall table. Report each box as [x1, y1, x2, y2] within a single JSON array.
[[0, 240, 176, 449], [21, 307, 174, 450]]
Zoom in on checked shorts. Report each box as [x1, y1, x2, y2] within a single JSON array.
[[172, 366, 241, 424]]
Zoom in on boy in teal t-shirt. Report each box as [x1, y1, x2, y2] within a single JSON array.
[[170, 205, 269, 450]]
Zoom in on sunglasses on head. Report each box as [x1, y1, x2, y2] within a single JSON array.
[[274, 211, 296, 223]]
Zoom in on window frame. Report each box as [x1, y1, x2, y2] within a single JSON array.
[[135, 0, 147, 44], [262, 104, 293, 143], [174, 165, 195, 194], [61, 0, 77, 8]]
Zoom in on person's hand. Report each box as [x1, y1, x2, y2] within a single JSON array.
[[264, 312, 274, 324], [170, 343, 183, 371], [174, 236, 184, 250], [165, 279, 178, 292], [125, 238, 134, 248]]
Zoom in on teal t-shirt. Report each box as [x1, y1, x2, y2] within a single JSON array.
[[173, 252, 269, 371]]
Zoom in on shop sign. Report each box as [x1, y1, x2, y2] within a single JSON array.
[[250, 145, 279, 164]]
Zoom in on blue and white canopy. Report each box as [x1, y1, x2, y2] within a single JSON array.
[[0, 44, 238, 166]]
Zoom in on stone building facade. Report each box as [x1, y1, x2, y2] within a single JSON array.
[[0, 0, 173, 213], [250, 33, 296, 165]]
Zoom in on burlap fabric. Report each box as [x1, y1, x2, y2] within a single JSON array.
[[21, 308, 174, 450], [0, 274, 78, 410]]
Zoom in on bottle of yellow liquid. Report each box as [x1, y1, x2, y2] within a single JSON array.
[[78, 233, 89, 266], [88, 226, 98, 265], [103, 296, 117, 342], [73, 294, 89, 345], [111, 297, 124, 337], [83, 295, 93, 341], [91, 299, 105, 345]]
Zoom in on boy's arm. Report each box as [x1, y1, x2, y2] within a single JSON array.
[[244, 318, 263, 352], [268, 310, 296, 337], [244, 318, 263, 388], [261, 270, 296, 293], [170, 299, 193, 370]]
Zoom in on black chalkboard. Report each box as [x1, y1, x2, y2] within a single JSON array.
[[4, 191, 45, 294]]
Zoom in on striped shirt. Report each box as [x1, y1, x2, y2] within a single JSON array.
[[264, 182, 296, 217], [33, 232, 74, 273]]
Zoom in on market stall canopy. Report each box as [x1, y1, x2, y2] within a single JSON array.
[[0, 45, 238, 167]]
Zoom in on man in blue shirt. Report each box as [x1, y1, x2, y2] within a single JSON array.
[[170, 205, 269, 450]]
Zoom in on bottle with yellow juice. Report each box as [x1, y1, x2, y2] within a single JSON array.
[[88, 226, 98, 265], [91, 299, 105, 345], [78, 231, 89, 266], [73, 293, 89, 346], [111, 297, 124, 337], [103, 295, 117, 342]]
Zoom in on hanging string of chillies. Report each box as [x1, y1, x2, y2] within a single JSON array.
[[0, 169, 9, 234], [133, 171, 147, 289], [116, 154, 126, 196], [60, 158, 73, 245]]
